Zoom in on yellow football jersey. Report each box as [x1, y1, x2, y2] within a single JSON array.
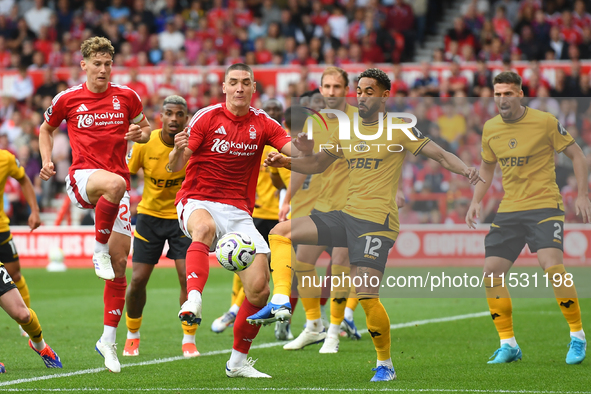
[[481, 107, 574, 213], [322, 116, 430, 236], [313, 105, 358, 213], [253, 145, 281, 220], [128, 129, 187, 219], [0, 150, 25, 232]]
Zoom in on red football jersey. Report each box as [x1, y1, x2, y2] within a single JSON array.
[[177, 103, 291, 215], [44, 82, 144, 190]]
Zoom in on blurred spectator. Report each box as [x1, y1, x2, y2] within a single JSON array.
[[463, 2, 484, 37], [548, 25, 569, 60], [0, 0, 14, 16], [412, 0, 428, 45], [261, 0, 281, 26], [529, 86, 560, 116], [0, 110, 23, 147], [24, 0, 52, 36], [158, 18, 184, 52], [445, 18, 475, 55], [107, 0, 130, 25], [12, 64, 33, 105], [412, 61, 439, 97], [131, 0, 156, 33], [472, 59, 492, 96], [447, 62, 469, 95]]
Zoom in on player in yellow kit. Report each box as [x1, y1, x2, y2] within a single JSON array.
[[466, 71, 589, 365], [0, 149, 62, 369], [0, 149, 40, 335], [265, 68, 482, 381], [283, 67, 359, 353], [123, 96, 198, 357]]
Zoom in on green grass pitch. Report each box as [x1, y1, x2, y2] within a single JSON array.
[[0, 267, 589, 393]]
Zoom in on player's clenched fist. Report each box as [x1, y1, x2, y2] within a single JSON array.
[[125, 124, 142, 141], [40, 162, 56, 181], [174, 128, 189, 150]]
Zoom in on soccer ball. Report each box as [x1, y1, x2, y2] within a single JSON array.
[[215, 232, 256, 271]]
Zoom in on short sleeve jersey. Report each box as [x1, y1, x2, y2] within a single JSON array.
[[128, 129, 186, 220], [44, 83, 145, 190], [313, 105, 358, 213], [0, 150, 26, 232], [176, 104, 291, 215], [481, 107, 575, 212], [322, 116, 430, 235]]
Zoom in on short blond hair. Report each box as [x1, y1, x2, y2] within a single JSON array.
[[320, 66, 349, 87], [80, 36, 115, 60]]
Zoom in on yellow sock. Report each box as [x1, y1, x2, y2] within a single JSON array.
[[485, 277, 514, 340], [545, 264, 583, 332], [235, 286, 246, 308], [295, 260, 322, 320], [14, 275, 31, 308], [269, 234, 294, 297], [182, 321, 198, 335], [231, 274, 243, 306], [21, 308, 43, 343], [359, 298, 391, 361], [330, 265, 350, 325], [126, 313, 143, 333], [347, 286, 359, 310]]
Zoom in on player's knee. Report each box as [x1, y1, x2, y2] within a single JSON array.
[[105, 176, 126, 201], [270, 221, 290, 239], [189, 223, 214, 243], [14, 307, 30, 325]]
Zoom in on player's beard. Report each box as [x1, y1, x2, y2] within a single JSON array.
[[358, 101, 379, 119]]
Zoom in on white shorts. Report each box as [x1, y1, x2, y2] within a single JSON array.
[[176, 199, 270, 254], [65, 169, 132, 237]]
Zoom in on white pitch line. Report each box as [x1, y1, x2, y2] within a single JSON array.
[[0, 311, 490, 388], [0, 388, 590, 394]]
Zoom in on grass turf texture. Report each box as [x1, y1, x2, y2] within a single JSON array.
[[0, 267, 589, 393]]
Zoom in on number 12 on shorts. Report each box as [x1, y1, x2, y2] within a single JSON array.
[[364, 236, 382, 257]]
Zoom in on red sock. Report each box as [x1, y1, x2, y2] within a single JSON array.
[[104, 277, 126, 327], [95, 197, 120, 244], [186, 242, 210, 293], [233, 298, 262, 354]]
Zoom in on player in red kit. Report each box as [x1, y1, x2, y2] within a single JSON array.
[[169, 63, 292, 378], [38, 37, 151, 373]]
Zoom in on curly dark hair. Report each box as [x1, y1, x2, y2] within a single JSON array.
[[358, 68, 391, 92]]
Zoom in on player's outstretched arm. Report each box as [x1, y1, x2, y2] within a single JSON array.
[[39, 121, 58, 181], [420, 141, 484, 185], [465, 160, 496, 229], [562, 142, 591, 223], [169, 127, 192, 172], [16, 174, 40, 232]]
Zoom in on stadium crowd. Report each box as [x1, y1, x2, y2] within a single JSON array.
[[1, 0, 591, 226]]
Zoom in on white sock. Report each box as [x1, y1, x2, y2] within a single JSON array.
[[229, 304, 240, 315], [571, 330, 586, 341], [306, 318, 323, 333], [127, 330, 140, 340], [327, 323, 340, 337], [500, 337, 518, 348], [102, 325, 117, 344], [94, 241, 109, 254], [227, 349, 247, 369], [270, 294, 290, 305], [182, 334, 195, 345], [377, 358, 393, 368], [31, 339, 46, 351], [344, 307, 354, 321], [188, 290, 202, 304]]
